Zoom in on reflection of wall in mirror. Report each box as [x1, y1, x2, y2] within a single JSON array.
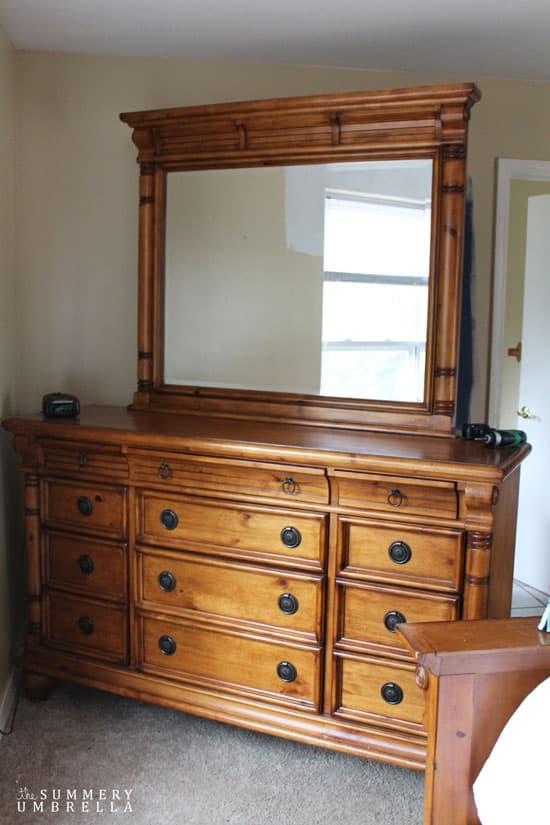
[[165, 167, 324, 393]]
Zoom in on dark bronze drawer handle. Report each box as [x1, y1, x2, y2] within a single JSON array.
[[158, 571, 177, 592], [280, 526, 301, 548], [160, 509, 179, 530], [381, 682, 403, 705], [78, 554, 95, 575], [388, 540, 412, 565], [77, 451, 88, 467], [282, 476, 297, 495], [77, 496, 93, 517], [278, 593, 299, 615], [387, 488, 404, 507], [276, 661, 297, 682], [78, 616, 95, 635], [158, 635, 177, 656], [383, 610, 407, 633], [158, 462, 172, 480]]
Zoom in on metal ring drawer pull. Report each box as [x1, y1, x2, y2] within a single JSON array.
[[387, 488, 404, 507], [77, 451, 88, 467], [276, 661, 297, 682], [77, 496, 93, 517], [280, 526, 301, 548], [158, 571, 177, 592], [388, 540, 412, 565], [282, 476, 297, 495], [78, 554, 95, 575], [278, 593, 299, 615], [383, 610, 407, 633], [160, 509, 179, 530], [158, 462, 172, 480], [381, 682, 404, 705], [158, 635, 177, 656], [78, 616, 95, 635]]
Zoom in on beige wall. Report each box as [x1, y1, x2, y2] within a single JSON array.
[[14, 51, 550, 420], [0, 27, 19, 709]]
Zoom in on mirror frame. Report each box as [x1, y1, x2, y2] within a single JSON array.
[[120, 82, 480, 436]]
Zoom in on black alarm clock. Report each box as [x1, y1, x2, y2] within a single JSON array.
[[42, 392, 80, 418]]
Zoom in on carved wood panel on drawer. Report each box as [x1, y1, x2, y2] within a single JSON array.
[[44, 530, 128, 602], [136, 548, 323, 642], [335, 580, 460, 659], [137, 614, 322, 711], [42, 479, 127, 540], [129, 451, 329, 506], [136, 491, 327, 570], [44, 592, 128, 664], [333, 652, 425, 732], [339, 517, 465, 592], [333, 471, 458, 520]]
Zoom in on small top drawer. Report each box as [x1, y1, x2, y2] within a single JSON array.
[[42, 479, 127, 539], [40, 439, 129, 480], [129, 451, 329, 506], [333, 471, 458, 520]]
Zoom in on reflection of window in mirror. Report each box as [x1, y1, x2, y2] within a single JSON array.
[[321, 189, 431, 402]]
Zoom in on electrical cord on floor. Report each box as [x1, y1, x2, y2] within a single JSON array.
[[0, 668, 22, 736]]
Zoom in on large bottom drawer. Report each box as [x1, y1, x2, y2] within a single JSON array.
[[44, 591, 128, 664], [333, 652, 425, 731], [137, 614, 321, 711]]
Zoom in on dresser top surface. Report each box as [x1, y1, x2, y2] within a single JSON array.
[[3, 405, 530, 481]]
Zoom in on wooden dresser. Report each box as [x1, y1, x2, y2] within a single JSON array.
[[3, 83, 532, 771], [3, 406, 529, 769]]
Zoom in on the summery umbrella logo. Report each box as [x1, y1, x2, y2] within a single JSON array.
[[16, 786, 133, 814]]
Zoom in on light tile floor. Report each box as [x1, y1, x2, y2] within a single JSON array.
[[511, 579, 548, 618]]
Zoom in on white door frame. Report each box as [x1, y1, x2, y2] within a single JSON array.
[[488, 159, 550, 427]]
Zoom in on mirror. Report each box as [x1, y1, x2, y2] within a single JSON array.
[[120, 83, 479, 434], [165, 159, 432, 403]]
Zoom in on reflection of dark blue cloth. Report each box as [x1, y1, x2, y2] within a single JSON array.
[[456, 185, 474, 428]]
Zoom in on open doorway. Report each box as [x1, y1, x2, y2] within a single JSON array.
[[489, 159, 550, 609]]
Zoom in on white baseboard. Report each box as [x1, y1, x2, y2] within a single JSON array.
[[0, 667, 19, 740]]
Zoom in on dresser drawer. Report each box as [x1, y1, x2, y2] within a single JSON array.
[[130, 451, 329, 505], [44, 592, 128, 664], [40, 439, 129, 480], [334, 653, 424, 729], [44, 531, 127, 601], [137, 549, 323, 641], [340, 518, 464, 592], [137, 491, 327, 569], [138, 614, 321, 710], [337, 580, 459, 658], [334, 471, 458, 519], [42, 479, 127, 539]]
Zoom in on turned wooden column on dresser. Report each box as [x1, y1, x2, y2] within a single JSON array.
[[1, 83, 532, 771]]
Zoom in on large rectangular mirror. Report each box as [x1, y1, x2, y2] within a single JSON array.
[[165, 159, 432, 403], [121, 83, 479, 434]]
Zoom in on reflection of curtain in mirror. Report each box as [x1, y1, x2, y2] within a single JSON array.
[[456, 180, 474, 427]]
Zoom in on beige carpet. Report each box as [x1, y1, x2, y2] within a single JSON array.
[[0, 680, 424, 824]]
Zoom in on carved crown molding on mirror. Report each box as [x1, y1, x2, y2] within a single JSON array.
[[120, 82, 480, 436]]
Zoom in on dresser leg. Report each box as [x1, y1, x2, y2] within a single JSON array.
[[24, 672, 53, 701]]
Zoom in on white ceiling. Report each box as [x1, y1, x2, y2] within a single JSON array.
[[1, 0, 549, 81]]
